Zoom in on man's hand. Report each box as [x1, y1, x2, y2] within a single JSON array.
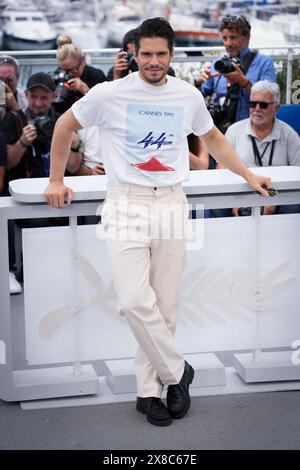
[[223, 63, 248, 87], [67, 78, 89, 94], [194, 65, 213, 86], [113, 51, 130, 80], [44, 181, 73, 208], [22, 123, 38, 146], [90, 163, 105, 175], [245, 173, 272, 197]]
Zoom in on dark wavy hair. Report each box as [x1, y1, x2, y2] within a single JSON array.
[[134, 17, 174, 53], [219, 15, 251, 37]]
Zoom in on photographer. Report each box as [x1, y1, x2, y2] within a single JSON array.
[[0, 55, 27, 112], [194, 15, 276, 133], [3, 72, 81, 181], [54, 35, 106, 113], [1, 81, 19, 128], [0, 131, 22, 294], [106, 29, 138, 81], [106, 28, 175, 81], [2, 72, 81, 286]]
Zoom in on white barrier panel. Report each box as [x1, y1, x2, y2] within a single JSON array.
[[23, 214, 300, 365]]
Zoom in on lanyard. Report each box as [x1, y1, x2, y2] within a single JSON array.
[[250, 135, 276, 167]]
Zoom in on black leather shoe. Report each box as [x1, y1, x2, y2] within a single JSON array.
[[167, 361, 194, 419], [136, 397, 172, 426]]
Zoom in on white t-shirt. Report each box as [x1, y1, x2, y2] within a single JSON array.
[[72, 72, 213, 186], [77, 126, 102, 168]]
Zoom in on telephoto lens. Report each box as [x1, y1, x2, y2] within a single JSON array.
[[214, 58, 235, 74]]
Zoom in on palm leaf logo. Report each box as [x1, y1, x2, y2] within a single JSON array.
[[39, 251, 296, 337], [179, 262, 295, 326]]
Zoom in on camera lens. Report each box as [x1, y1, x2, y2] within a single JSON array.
[[214, 59, 235, 74]]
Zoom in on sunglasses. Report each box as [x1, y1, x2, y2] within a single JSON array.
[[249, 101, 276, 109], [221, 15, 251, 29], [0, 55, 19, 66]]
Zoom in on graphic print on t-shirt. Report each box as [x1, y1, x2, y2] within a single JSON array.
[[125, 103, 183, 177]]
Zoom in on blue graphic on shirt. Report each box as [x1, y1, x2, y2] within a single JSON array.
[[137, 131, 173, 149], [125, 103, 183, 173]]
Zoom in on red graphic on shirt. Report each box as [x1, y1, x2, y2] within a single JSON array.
[[130, 157, 175, 172]]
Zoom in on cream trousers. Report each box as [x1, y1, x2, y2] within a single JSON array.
[[101, 183, 188, 397]]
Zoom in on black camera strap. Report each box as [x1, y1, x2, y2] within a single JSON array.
[[242, 50, 257, 76], [223, 50, 257, 121], [250, 135, 276, 166]]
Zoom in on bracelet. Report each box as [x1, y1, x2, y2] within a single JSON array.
[[242, 79, 251, 88]]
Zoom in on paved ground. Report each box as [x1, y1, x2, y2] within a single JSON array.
[[1, 390, 300, 450], [1, 294, 299, 450]]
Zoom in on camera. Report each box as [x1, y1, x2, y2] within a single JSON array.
[[238, 207, 264, 216], [32, 115, 55, 139], [214, 57, 240, 74], [51, 70, 72, 107], [238, 207, 252, 217], [122, 49, 138, 72]]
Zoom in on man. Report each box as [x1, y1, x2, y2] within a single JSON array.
[[106, 28, 175, 81], [2, 72, 81, 287], [45, 18, 272, 427], [222, 80, 300, 215], [3, 72, 81, 181], [194, 15, 276, 129], [0, 55, 27, 111], [0, 131, 22, 294], [106, 28, 139, 81]]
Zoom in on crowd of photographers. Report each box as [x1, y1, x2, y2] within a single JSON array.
[[1, 15, 300, 294]]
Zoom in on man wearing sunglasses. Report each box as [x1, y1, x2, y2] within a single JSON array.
[[220, 80, 300, 215], [194, 16, 276, 130]]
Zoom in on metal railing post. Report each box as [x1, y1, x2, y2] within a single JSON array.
[[286, 47, 293, 104]]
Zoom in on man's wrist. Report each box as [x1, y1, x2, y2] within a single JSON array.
[[194, 77, 203, 88], [243, 170, 255, 183], [18, 138, 28, 148], [83, 85, 89, 94], [49, 178, 64, 184], [241, 78, 251, 88]]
